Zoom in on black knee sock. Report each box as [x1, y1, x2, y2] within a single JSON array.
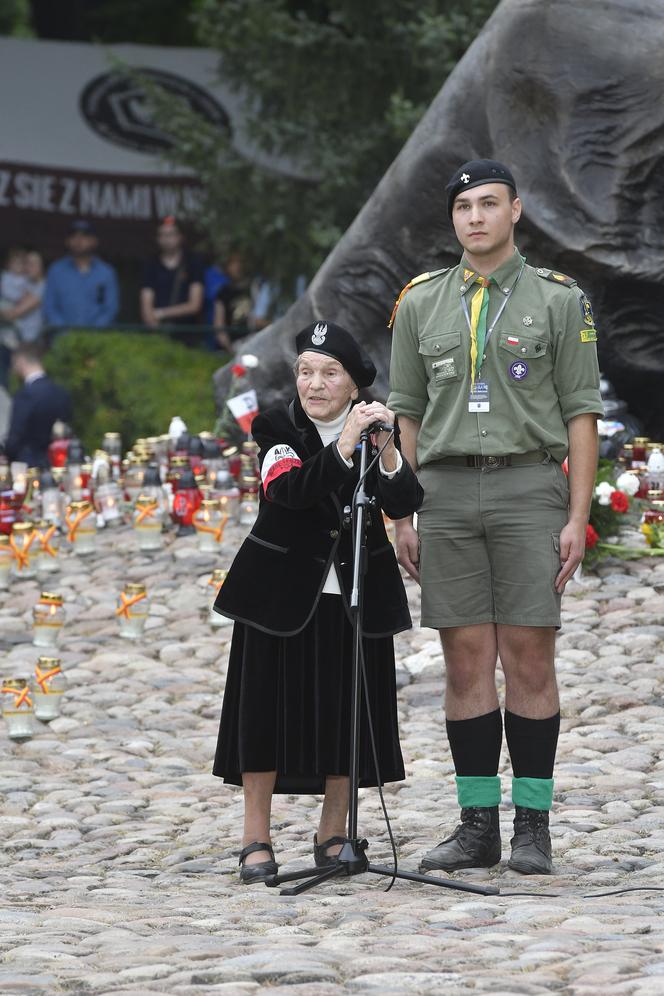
[[504, 710, 560, 779], [446, 708, 503, 776]]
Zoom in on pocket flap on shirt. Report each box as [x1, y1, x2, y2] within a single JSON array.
[[418, 331, 461, 357], [498, 334, 548, 358]]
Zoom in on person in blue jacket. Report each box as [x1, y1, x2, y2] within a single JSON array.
[[43, 220, 119, 328]]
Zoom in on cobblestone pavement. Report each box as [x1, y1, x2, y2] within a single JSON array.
[[1, 521, 664, 995]]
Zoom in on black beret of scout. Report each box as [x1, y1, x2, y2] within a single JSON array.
[[296, 321, 376, 388], [446, 159, 517, 218]]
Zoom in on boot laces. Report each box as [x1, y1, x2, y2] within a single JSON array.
[[515, 809, 549, 845]]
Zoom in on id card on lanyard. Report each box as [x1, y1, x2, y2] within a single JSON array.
[[461, 260, 525, 413]]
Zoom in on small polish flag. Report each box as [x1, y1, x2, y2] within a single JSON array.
[[507, 335, 520, 344], [227, 389, 259, 433]]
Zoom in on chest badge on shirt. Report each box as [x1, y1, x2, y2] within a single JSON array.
[[432, 357, 457, 380], [509, 360, 528, 381]]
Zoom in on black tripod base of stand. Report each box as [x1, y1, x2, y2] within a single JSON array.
[[264, 838, 500, 897]]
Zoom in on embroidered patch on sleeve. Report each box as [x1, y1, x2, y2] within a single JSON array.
[[261, 444, 302, 494], [580, 294, 595, 326]]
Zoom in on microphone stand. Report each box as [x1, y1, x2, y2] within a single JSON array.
[[264, 428, 499, 897]]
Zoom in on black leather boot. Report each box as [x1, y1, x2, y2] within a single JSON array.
[[419, 806, 501, 872], [508, 806, 553, 875]]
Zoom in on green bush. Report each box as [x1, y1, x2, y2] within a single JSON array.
[[45, 330, 228, 455]]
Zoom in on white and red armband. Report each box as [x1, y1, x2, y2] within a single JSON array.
[[261, 444, 303, 494]]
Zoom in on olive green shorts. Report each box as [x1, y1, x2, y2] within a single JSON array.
[[416, 459, 569, 629]]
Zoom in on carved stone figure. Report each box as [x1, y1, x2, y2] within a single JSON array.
[[215, 0, 664, 436]]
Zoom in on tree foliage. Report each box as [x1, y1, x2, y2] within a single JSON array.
[[149, 0, 499, 283], [45, 331, 224, 454]]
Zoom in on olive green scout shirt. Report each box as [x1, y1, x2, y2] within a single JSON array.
[[388, 248, 603, 466]]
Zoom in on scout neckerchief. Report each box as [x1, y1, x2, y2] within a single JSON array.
[[461, 258, 526, 386]]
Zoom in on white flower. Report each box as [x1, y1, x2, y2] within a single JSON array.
[[594, 481, 614, 506], [615, 472, 640, 497], [240, 353, 259, 368], [168, 415, 187, 441]]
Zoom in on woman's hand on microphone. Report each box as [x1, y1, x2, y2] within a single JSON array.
[[337, 402, 395, 462]]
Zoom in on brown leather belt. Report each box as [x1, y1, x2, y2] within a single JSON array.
[[435, 450, 548, 469]]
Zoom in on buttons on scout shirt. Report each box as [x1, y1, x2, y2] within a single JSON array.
[[481, 429, 488, 437]]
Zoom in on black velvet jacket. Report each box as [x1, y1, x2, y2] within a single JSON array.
[[214, 397, 423, 637]]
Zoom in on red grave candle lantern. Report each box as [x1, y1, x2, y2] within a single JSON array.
[[171, 468, 202, 535]]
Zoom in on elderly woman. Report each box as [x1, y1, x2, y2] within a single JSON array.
[[213, 321, 422, 883]]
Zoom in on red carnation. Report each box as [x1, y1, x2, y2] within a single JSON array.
[[585, 524, 599, 549], [610, 490, 629, 513], [231, 364, 247, 378]]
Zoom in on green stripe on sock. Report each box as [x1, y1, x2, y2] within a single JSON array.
[[456, 775, 501, 808], [512, 777, 554, 811]]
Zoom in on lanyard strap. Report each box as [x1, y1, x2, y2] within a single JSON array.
[[461, 260, 525, 375]]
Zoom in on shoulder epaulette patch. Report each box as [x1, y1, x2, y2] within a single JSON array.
[[388, 268, 449, 328], [535, 267, 577, 288]]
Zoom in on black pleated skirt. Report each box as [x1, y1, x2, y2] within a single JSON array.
[[212, 594, 405, 794]]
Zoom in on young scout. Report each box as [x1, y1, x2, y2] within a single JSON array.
[[387, 159, 603, 875]]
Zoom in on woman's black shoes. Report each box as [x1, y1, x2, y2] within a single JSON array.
[[238, 841, 278, 884], [313, 834, 350, 867]]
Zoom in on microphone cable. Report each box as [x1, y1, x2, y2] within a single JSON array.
[[351, 426, 400, 890]]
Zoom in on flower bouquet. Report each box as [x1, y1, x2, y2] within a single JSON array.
[[583, 459, 664, 564]]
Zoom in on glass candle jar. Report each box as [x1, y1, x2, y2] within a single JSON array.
[[216, 485, 240, 520], [0, 534, 12, 590], [193, 499, 229, 553], [0, 490, 19, 536], [32, 657, 66, 721], [238, 492, 259, 527], [166, 456, 190, 492], [32, 592, 65, 648], [95, 480, 124, 527], [34, 520, 60, 577], [66, 500, 97, 555], [39, 469, 64, 527], [223, 445, 241, 481], [124, 457, 147, 505], [632, 437, 650, 467], [133, 495, 163, 551], [116, 582, 150, 639], [10, 462, 28, 497], [208, 568, 231, 627], [10, 521, 37, 579], [171, 469, 202, 535], [140, 466, 168, 515], [2, 678, 34, 739], [103, 433, 122, 480]]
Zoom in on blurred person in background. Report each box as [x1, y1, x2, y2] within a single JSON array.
[[0, 247, 28, 387], [0, 250, 46, 343], [3, 342, 72, 467], [213, 250, 270, 351], [140, 217, 204, 335], [43, 220, 119, 329]]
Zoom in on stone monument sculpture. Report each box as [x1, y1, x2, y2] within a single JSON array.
[[215, 0, 664, 436]]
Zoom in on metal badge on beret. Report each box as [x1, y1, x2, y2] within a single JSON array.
[[445, 159, 517, 218], [295, 321, 376, 388]]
